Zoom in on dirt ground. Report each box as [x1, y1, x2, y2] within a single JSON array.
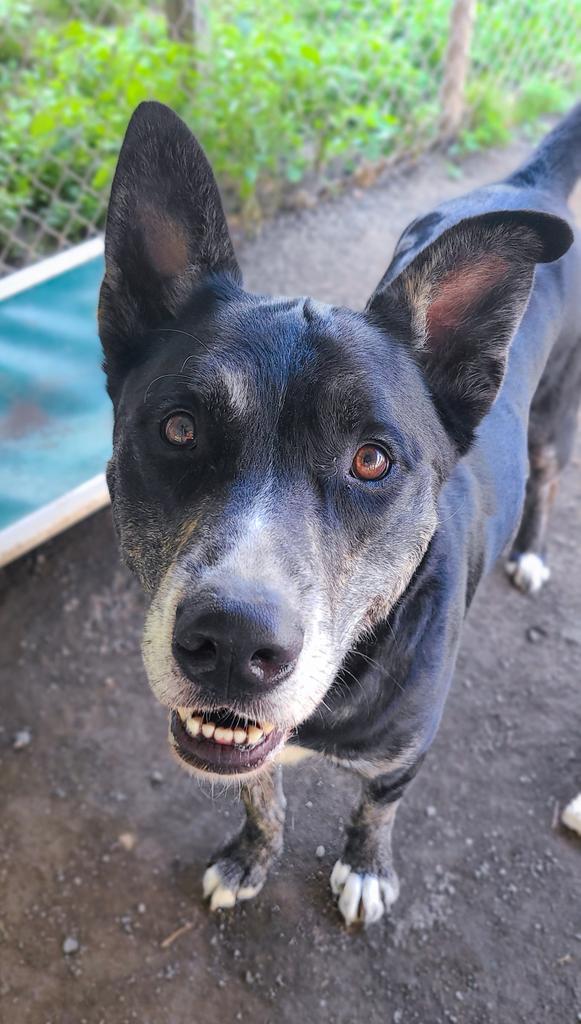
[[1, 133, 581, 1024]]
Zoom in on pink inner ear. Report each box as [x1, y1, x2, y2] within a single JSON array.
[[138, 204, 189, 279], [426, 255, 509, 345]]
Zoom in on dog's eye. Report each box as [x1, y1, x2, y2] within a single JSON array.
[[351, 444, 391, 481], [162, 412, 196, 447]]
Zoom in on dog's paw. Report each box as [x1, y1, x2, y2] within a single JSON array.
[[202, 858, 267, 911], [505, 552, 550, 595], [330, 859, 399, 927]]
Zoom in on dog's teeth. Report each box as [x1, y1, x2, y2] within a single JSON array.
[[180, 715, 273, 746], [246, 725, 264, 745], [214, 727, 234, 745], [185, 716, 201, 738]]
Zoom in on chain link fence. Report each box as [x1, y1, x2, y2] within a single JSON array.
[[1, 0, 579, 276]]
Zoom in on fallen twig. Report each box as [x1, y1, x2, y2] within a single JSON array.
[[160, 921, 193, 949]]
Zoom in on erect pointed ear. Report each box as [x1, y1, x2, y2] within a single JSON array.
[[98, 102, 241, 370], [366, 210, 573, 453]]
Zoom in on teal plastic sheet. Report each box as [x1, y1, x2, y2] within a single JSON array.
[[0, 256, 111, 531]]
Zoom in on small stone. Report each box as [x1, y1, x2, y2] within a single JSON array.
[[526, 626, 546, 644], [245, 970, 255, 985], [315, 845, 325, 858], [13, 729, 31, 750], [393, 1012, 403, 1024], [118, 832, 136, 851], [426, 805, 437, 818], [150, 770, 164, 786], [62, 936, 79, 956], [137, 903, 146, 915]]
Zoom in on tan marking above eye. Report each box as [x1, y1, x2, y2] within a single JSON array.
[[162, 412, 196, 447], [351, 444, 390, 481]]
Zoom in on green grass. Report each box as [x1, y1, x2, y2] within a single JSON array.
[[1, 0, 579, 267]]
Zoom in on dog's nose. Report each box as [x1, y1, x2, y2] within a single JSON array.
[[173, 588, 304, 696]]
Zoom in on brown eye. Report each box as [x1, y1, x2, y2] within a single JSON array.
[[162, 412, 196, 447], [351, 444, 391, 481]]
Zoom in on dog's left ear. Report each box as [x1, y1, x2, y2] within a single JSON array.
[[99, 102, 241, 374], [366, 210, 573, 452]]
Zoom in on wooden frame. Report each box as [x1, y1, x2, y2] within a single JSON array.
[[0, 237, 110, 568]]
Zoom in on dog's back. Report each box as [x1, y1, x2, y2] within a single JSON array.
[[389, 103, 581, 279], [413, 106, 581, 580]]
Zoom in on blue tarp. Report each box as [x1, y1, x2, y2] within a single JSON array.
[[0, 257, 111, 530]]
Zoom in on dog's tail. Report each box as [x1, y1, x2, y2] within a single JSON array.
[[507, 101, 581, 200]]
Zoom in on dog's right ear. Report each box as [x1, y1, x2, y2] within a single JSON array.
[[98, 102, 240, 375], [366, 210, 572, 453]]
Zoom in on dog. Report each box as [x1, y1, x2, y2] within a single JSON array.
[[98, 101, 581, 926]]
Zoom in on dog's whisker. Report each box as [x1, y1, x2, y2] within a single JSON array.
[[353, 650, 405, 694], [143, 371, 189, 403]]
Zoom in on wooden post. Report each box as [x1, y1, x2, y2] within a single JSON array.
[[165, 0, 206, 45], [440, 0, 476, 138]]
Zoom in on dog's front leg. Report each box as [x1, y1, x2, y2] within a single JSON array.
[[331, 765, 419, 926], [203, 765, 286, 911]]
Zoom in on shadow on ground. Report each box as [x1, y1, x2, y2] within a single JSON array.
[[1, 134, 580, 1024]]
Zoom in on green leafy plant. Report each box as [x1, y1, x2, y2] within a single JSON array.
[[1, 0, 579, 267]]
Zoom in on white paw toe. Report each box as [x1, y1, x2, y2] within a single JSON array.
[[330, 858, 351, 895], [203, 865, 237, 910], [338, 871, 363, 925], [209, 884, 238, 911], [202, 864, 223, 899], [505, 552, 550, 594], [361, 875, 384, 924], [202, 862, 264, 911], [330, 859, 399, 926], [236, 884, 263, 902]]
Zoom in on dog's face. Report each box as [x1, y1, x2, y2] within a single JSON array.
[[99, 103, 571, 778], [105, 286, 449, 773]]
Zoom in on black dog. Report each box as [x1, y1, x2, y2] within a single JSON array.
[[99, 102, 581, 925]]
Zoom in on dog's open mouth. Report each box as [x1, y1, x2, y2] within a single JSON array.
[[170, 707, 286, 774]]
